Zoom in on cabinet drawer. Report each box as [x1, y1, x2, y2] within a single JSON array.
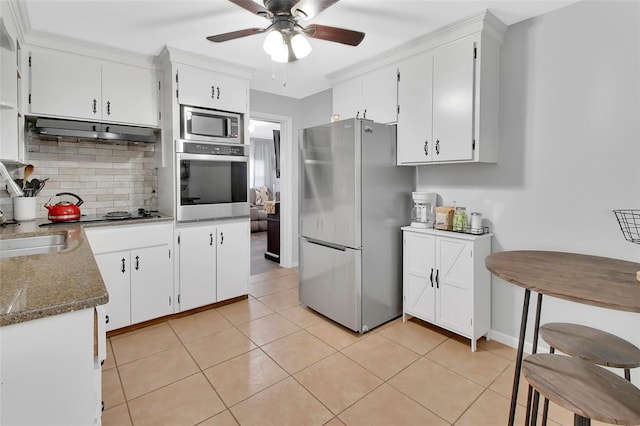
[[86, 223, 172, 253]]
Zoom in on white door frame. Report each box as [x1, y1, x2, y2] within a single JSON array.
[[249, 111, 294, 269]]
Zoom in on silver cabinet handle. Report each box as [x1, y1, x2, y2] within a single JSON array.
[[424, 140, 429, 156]]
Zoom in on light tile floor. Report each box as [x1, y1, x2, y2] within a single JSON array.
[[102, 268, 601, 426]]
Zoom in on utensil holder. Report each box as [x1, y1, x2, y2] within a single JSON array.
[[14, 197, 36, 221]]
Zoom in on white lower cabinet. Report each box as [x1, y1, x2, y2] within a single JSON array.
[[176, 220, 249, 311], [0, 307, 106, 425], [176, 224, 217, 311], [402, 227, 491, 351], [86, 223, 174, 331], [216, 221, 250, 301]]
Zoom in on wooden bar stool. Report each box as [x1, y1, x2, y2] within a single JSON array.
[[522, 354, 640, 426], [537, 323, 640, 424]]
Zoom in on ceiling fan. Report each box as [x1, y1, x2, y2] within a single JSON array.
[[206, 0, 365, 62]]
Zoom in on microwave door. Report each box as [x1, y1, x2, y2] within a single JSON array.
[[191, 113, 225, 138]]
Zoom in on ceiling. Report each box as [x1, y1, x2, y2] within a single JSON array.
[[19, 0, 577, 99]]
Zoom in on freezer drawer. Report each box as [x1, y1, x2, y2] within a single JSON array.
[[299, 237, 362, 332]]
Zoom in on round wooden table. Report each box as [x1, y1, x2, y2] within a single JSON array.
[[485, 250, 640, 426]]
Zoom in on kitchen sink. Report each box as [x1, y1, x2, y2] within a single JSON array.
[[0, 233, 68, 259]]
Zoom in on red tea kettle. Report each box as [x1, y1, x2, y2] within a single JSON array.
[[45, 192, 84, 222]]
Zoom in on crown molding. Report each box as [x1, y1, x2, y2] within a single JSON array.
[[327, 9, 507, 85], [161, 46, 255, 80], [7, 0, 30, 45], [24, 30, 157, 68]]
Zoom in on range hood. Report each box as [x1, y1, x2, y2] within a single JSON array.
[[27, 117, 159, 143]]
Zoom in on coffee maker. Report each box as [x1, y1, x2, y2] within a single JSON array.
[[411, 192, 437, 228]]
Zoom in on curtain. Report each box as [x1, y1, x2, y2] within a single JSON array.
[[250, 138, 275, 189]]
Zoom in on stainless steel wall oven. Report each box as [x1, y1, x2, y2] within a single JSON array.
[[176, 139, 249, 222]]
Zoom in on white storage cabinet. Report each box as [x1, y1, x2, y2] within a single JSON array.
[[396, 31, 501, 165], [177, 64, 249, 113], [29, 49, 160, 127], [175, 220, 249, 311], [86, 222, 174, 331], [0, 306, 106, 425], [0, 14, 25, 162], [332, 64, 398, 124], [402, 227, 492, 351]]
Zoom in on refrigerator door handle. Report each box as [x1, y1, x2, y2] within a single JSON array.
[[304, 238, 347, 252]]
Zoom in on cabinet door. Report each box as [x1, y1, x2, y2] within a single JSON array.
[[29, 50, 102, 120], [214, 72, 249, 113], [93, 251, 131, 331], [432, 37, 476, 162], [0, 309, 97, 426], [216, 221, 250, 301], [130, 245, 173, 324], [178, 65, 248, 113], [178, 226, 216, 310], [403, 232, 436, 321], [397, 51, 433, 164], [436, 237, 473, 334], [361, 65, 398, 124], [178, 65, 217, 109], [332, 78, 362, 120], [102, 63, 158, 126]]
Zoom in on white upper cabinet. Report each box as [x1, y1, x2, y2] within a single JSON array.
[[29, 49, 159, 127], [101, 63, 159, 127], [397, 51, 433, 164], [177, 64, 249, 113], [431, 36, 476, 162], [396, 31, 501, 165], [332, 64, 398, 124]]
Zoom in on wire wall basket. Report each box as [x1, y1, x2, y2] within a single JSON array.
[[614, 209, 640, 244]]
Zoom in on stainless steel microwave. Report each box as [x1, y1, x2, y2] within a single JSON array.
[[180, 105, 242, 144]]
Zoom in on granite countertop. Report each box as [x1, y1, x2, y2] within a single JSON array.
[[0, 214, 173, 327]]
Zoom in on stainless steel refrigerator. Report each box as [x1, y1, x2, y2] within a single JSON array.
[[299, 118, 413, 333]]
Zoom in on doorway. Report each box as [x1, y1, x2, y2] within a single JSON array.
[[248, 114, 293, 274]]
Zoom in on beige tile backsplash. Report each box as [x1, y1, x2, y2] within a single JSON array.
[[0, 134, 157, 220]]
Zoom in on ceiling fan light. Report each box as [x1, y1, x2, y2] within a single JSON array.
[[271, 42, 289, 63], [263, 30, 283, 56], [290, 33, 311, 59]]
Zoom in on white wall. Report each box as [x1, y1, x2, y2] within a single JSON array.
[[416, 0, 640, 381]]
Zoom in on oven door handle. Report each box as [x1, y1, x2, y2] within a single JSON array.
[[177, 153, 248, 163]]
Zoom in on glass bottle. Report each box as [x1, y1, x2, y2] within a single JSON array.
[[453, 206, 468, 232]]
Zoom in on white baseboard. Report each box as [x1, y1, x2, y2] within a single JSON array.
[[489, 329, 550, 355]]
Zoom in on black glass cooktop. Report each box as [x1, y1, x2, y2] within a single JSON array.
[[39, 211, 162, 226]]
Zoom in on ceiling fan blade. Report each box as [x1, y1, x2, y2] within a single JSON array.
[[207, 28, 267, 42], [304, 24, 365, 46], [228, 0, 272, 18], [291, 0, 339, 20]]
